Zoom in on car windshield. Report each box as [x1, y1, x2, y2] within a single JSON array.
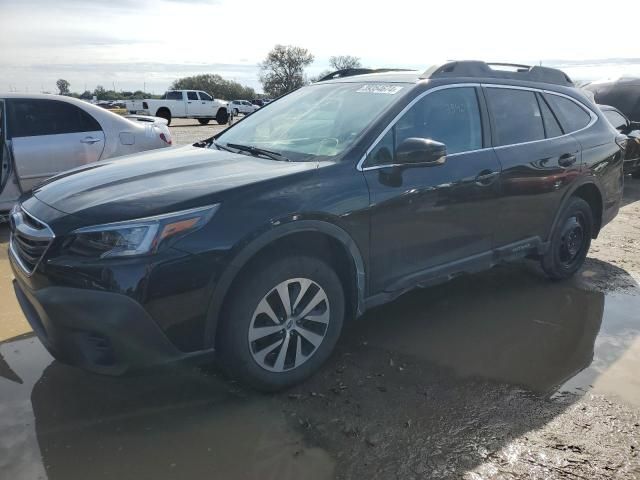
[[215, 82, 408, 161]]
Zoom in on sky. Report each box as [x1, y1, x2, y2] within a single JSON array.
[[2, 0, 640, 95]]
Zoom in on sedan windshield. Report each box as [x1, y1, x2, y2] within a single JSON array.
[[215, 82, 408, 161]]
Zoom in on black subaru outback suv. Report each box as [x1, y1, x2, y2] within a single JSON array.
[[9, 61, 624, 390]]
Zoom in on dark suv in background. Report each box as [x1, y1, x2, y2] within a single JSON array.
[[9, 61, 624, 390]]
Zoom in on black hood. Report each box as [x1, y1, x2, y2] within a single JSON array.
[[33, 146, 320, 224]]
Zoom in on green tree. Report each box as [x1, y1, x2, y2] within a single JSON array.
[[329, 55, 362, 70], [93, 85, 106, 100], [56, 79, 70, 95], [259, 45, 314, 97], [171, 74, 256, 100]]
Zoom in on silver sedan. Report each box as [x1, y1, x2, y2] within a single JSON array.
[[0, 94, 172, 213]]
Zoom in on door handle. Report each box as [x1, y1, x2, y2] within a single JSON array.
[[187, 101, 192, 104], [475, 170, 499, 186], [81, 137, 102, 144], [559, 153, 577, 167]]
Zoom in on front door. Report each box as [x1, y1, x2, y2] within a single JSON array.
[[364, 86, 502, 294], [7, 98, 105, 191]]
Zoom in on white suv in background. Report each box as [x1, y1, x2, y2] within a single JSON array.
[[0, 94, 172, 214], [229, 100, 259, 115]]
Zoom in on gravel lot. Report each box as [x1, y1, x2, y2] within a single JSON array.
[[1, 174, 639, 479], [169, 117, 230, 146]]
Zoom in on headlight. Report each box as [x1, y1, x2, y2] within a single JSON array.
[[66, 204, 219, 258]]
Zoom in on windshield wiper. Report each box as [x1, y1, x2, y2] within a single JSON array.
[[226, 143, 290, 162], [211, 140, 234, 152]]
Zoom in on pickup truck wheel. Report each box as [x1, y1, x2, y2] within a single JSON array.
[[541, 197, 593, 280], [155, 109, 171, 126], [198, 119, 210, 125], [216, 110, 229, 125], [216, 255, 345, 391]]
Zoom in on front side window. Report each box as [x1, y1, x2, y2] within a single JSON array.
[[366, 87, 483, 167], [8, 99, 101, 138], [486, 88, 545, 146], [545, 94, 592, 133], [216, 82, 408, 161], [199, 92, 213, 101]]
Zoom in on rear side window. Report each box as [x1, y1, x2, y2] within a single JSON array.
[[8, 99, 102, 138], [165, 91, 182, 100], [545, 94, 591, 133], [537, 94, 564, 138], [187, 92, 199, 101], [486, 88, 544, 146]]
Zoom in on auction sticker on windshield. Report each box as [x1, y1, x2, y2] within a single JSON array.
[[356, 85, 404, 94]]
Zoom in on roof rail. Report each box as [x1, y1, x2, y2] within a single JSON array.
[[420, 61, 574, 87], [317, 68, 414, 82]]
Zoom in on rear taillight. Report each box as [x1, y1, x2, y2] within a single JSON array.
[[160, 133, 172, 145], [615, 134, 627, 151]]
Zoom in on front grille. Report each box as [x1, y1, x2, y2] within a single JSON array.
[[9, 205, 54, 275]]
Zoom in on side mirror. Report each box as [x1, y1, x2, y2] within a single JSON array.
[[396, 138, 447, 166]]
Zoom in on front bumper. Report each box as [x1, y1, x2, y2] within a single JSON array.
[[12, 267, 213, 375]]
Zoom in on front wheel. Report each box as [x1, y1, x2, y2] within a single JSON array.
[[541, 197, 593, 280], [216, 255, 345, 391]]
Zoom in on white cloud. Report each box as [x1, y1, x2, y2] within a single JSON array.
[[1, 0, 639, 94]]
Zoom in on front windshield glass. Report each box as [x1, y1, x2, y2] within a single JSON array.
[[215, 82, 408, 161]]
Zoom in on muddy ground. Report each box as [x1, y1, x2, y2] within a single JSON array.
[[1, 172, 639, 479]]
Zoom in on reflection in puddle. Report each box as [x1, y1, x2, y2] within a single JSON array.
[[351, 266, 640, 403], [0, 264, 638, 479], [1, 339, 334, 480]]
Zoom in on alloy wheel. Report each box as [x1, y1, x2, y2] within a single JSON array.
[[248, 278, 330, 373]]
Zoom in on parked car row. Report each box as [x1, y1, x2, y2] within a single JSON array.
[[0, 94, 172, 214], [6, 61, 626, 391]]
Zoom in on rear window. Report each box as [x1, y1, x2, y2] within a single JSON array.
[[486, 88, 545, 146], [8, 99, 102, 138], [545, 94, 592, 133], [603, 109, 627, 130], [165, 91, 182, 100]]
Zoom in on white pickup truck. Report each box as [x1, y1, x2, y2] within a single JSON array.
[[125, 90, 229, 126]]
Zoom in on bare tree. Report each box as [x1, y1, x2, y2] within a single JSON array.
[[329, 55, 362, 71], [259, 45, 314, 98], [56, 79, 70, 95]]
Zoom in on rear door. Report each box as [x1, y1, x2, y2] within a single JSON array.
[[7, 98, 105, 191], [485, 86, 581, 248]]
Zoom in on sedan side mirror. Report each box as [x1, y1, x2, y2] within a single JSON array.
[[396, 138, 447, 166]]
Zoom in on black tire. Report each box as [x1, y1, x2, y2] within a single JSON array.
[[541, 197, 593, 280], [216, 255, 345, 391], [216, 109, 229, 125], [155, 109, 171, 126], [233, 108, 239, 116], [198, 118, 210, 125]]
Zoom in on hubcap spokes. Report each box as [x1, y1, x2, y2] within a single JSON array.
[[248, 278, 330, 372]]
